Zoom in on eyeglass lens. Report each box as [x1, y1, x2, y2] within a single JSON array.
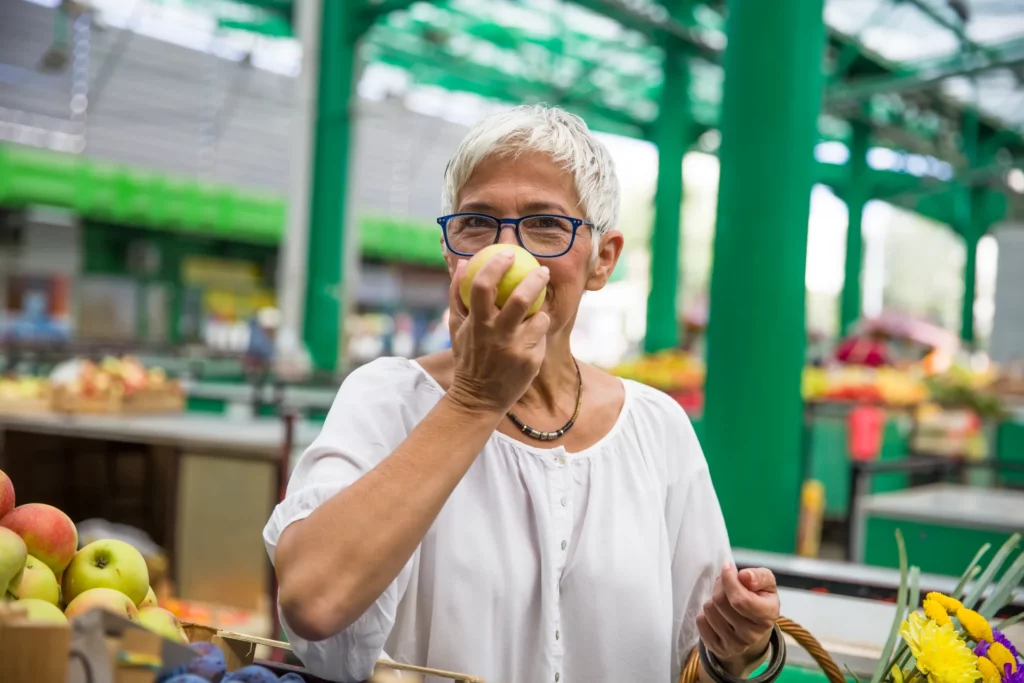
[[447, 215, 574, 256]]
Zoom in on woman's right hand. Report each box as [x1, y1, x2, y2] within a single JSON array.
[[447, 252, 551, 415]]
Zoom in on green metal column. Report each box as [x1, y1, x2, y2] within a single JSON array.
[[958, 110, 983, 345], [702, 0, 826, 553], [303, 1, 360, 372], [644, 40, 691, 354], [840, 121, 870, 335]]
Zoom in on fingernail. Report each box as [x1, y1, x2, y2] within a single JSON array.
[[539, 267, 550, 277]]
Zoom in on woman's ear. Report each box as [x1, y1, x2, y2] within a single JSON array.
[[585, 230, 624, 291]]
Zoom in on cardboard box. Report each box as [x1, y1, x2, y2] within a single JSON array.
[[0, 603, 483, 683], [0, 604, 197, 683]]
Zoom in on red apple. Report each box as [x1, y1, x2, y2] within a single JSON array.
[[64, 587, 139, 622], [0, 469, 14, 519], [0, 504, 78, 576]]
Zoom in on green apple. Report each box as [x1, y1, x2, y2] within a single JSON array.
[[62, 539, 150, 606], [12, 598, 68, 625], [0, 526, 27, 596], [459, 244, 545, 317], [139, 586, 158, 609], [8, 554, 60, 605], [64, 587, 139, 622], [137, 606, 188, 643]]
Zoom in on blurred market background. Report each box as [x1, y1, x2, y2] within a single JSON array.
[[1, 0, 1024, 673]]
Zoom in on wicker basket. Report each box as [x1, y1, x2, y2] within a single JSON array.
[[680, 617, 844, 683]]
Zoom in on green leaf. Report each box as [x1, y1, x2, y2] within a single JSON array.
[[981, 549, 1024, 619], [953, 543, 991, 599], [964, 534, 1021, 609], [872, 530, 909, 683], [846, 663, 864, 683], [996, 611, 1024, 631], [908, 566, 921, 613]]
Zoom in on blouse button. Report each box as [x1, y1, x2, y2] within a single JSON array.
[[560, 496, 568, 507], [555, 674, 560, 682], [555, 630, 560, 640], [561, 540, 567, 550]]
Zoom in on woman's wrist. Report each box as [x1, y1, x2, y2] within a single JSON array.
[[718, 633, 772, 677], [439, 390, 507, 428], [445, 381, 512, 420]]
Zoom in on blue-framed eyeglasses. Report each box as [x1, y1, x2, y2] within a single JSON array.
[[437, 213, 593, 258]]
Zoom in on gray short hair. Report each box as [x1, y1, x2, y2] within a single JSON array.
[[442, 105, 620, 241]]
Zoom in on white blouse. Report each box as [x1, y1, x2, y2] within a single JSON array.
[[264, 357, 732, 683]]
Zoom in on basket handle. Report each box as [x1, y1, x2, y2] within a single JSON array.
[[680, 617, 845, 683]]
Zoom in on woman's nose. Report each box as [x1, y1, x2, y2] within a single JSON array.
[[496, 225, 519, 246]]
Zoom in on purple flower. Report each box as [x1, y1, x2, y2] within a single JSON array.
[[975, 630, 1021, 661], [1003, 664, 1024, 683]]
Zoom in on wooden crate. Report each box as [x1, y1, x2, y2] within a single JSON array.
[[123, 384, 185, 414], [51, 386, 122, 414]]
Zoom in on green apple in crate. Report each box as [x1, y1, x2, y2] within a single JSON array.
[[64, 587, 140, 621], [13, 598, 68, 624], [62, 538, 150, 606], [139, 585, 159, 609], [7, 554, 60, 605], [0, 526, 27, 596], [138, 605, 189, 643]]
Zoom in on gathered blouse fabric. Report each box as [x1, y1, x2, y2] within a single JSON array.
[[263, 357, 732, 683]]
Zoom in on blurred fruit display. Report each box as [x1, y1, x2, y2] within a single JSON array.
[[49, 355, 183, 414], [0, 375, 51, 413], [609, 351, 705, 392]]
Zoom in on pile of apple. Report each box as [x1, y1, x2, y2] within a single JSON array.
[[0, 468, 188, 643], [59, 355, 179, 400]]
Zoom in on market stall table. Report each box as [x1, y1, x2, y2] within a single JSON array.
[[0, 411, 319, 616], [853, 483, 1024, 576]]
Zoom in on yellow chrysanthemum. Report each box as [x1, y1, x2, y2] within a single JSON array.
[[988, 642, 1017, 674], [978, 657, 1002, 683], [924, 599, 952, 627], [890, 664, 905, 683], [926, 592, 964, 614], [900, 612, 980, 683], [957, 607, 993, 644]]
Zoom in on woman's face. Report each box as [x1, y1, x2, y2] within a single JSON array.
[[445, 151, 623, 337]]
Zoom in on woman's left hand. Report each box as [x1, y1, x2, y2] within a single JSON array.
[[696, 563, 781, 674]]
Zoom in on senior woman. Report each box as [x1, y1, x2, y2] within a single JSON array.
[[265, 105, 781, 683]]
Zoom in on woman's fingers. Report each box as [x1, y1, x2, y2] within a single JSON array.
[[702, 600, 744, 657], [448, 260, 469, 341], [520, 311, 551, 348], [721, 564, 777, 627], [495, 266, 549, 329], [468, 252, 514, 318]]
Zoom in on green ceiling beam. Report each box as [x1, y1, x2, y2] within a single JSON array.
[[827, 36, 1024, 106], [569, 0, 721, 58]]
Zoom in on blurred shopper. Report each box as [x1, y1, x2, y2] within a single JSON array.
[[266, 106, 779, 683]]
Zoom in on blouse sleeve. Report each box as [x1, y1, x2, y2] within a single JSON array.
[[663, 405, 734, 680], [262, 358, 426, 682]]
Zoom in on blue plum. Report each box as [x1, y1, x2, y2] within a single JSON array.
[[187, 655, 227, 682], [221, 665, 279, 683], [189, 642, 226, 663], [162, 676, 209, 683], [278, 675, 305, 683]]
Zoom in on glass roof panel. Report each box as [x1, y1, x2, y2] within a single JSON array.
[[56, 0, 1024, 154]]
